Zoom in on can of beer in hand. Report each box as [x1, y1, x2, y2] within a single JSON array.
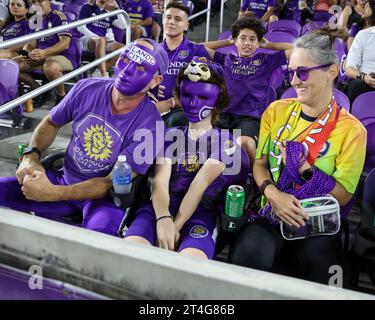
[[225, 185, 245, 218]]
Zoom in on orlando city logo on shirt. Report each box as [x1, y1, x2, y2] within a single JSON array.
[[179, 153, 201, 173], [83, 124, 113, 161], [189, 225, 209, 238], [178, 50, 189, 59]]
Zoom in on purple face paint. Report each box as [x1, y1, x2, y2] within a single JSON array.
[[114, 43, 160, 96], [180, 81, 220, 123]]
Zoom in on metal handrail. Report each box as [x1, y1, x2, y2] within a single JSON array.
[[219, 0, 229, 33], [0, 9, 131, 50], [0, 10, 131, 117], [188, 0, 211, 42]]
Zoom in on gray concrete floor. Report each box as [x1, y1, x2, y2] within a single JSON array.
[[0, 158, 17, 177]]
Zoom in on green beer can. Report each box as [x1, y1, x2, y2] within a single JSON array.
[[225, 185, 245, 218]]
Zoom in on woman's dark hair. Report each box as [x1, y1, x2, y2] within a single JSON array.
[[357, 0, 375, 28], [2, 0, 30, 30], [231, 16, 266, 41], [174, 60, 229, 125]]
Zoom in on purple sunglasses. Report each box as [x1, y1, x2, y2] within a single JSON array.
[[287, 63, 332, 82]]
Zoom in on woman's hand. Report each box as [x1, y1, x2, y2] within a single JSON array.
[[265, 186, 309, 227], [278, 143, 311, 175], [364, 74, 375, 88], [156, 217, 180, 251]]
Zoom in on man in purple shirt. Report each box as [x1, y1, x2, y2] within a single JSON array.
[[120, 0, 154, 40], [0, 39, 169, 236], [16, 0, 79, 106], [239, 0, 278, 23], [205, 17, 292, 166], [78, 0, 126, 77]]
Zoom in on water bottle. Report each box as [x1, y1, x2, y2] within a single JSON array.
[[106, 28, 115, 42], [112, 155, 132, 194]]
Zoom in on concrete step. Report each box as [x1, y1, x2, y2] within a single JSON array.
[[0, 132, 69, 161]]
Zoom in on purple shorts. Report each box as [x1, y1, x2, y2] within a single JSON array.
[[0, 170, 125, 236], [124, 199, 218, 259]]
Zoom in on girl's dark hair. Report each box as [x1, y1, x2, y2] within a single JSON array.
[[174, 62, 229, 125], [231, 16, 266, 41], [3, 0, 30, 31], [357, 0, 375, 28]]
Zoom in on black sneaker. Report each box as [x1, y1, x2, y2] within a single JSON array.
[[55, 94, 65, 106]]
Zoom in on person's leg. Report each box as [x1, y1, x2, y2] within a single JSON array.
[[0, 50, 17, 59], [229, 219, 284, 271], [0, 171, 79, 220], [81, 196, 126, 236], [17, 59, 43, 90], [151, 20, 161, 41], [124, 203, 157, 245], [235, 117, 260, 166], [346, 79, 375, 105], [105, 41, 125, 70], [178, 209, 218, 259], [289, 235, 350, 287]]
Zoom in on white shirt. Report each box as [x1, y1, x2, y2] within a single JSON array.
[[346, 26, 375, 74]]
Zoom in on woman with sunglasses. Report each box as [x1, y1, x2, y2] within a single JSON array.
[[0, 0, 30, 59], [229, 29, 367, 286]]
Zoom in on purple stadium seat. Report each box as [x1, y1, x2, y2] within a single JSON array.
[[0, 59, 22, 118], [301, 21, 328, 35], [335, 38, 349, 84], [265, 86, 277, 109], [312, 10, 333, 22], [264, 31, 296, 44], [269, 66, 286, 90], [51, 1, 64, 11], [267, 20, 302, 38], [363, 168, 375, 204], [64, 3, 82, 18], [351, 92, 375, 170], [216, 31, 238, 56], [112, 26, 125, 43], [281, 87, 351, 111]]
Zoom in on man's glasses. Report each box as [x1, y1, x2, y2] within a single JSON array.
[[9, 2, 25, 7], [287, 64, 332, 82]]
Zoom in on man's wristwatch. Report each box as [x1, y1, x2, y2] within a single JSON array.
[[22, 146, 41, 160]]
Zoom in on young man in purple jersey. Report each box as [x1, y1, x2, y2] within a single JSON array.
[[125, 57, 249, 259], [0, 39, 168, 236], [205, 17, 292, 166], [78, 0, 126, 78], [15, 0, 79, 106]]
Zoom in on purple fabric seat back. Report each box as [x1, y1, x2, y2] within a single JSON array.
[[51, 1, 64, 11], [281, 87, 351, 111], [64, 3, 82, 18], [269, 66, 286, 90], [264, 31, 296, 44], [267, 19, 302, 38], [335, 38, 349, 84], [0, 59, 22, 118], [364, 122, 375, 170], [265, 86, 277, 110], [312, 10, 333, 22], [301, 21, 328, 35]]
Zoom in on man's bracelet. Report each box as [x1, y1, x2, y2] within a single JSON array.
[[356, 72, 367, 81], [156, 215, 174, 223], [260, 179, 276, 196]]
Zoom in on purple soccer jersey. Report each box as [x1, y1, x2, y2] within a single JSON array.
[[1, 19, 30, 41], [152, 37, 210, 100], [164, 126, 249, 200], [36, 10, 79, 69], [50, 78, 163, 184], [121, 0, 154, 37], [78, 4, 116, 37], [214, 50, 287, 118], [241, 0, 276, 18]]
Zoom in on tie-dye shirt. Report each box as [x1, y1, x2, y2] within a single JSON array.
[[256, 98, 367, 194]]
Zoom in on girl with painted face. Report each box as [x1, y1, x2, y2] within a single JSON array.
[[124, 57, 250, 259]]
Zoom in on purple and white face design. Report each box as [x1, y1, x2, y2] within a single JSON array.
[[180, 80, 220, 123], [114, 43, 160, 96]]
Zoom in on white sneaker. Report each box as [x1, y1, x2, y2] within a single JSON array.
[[90, 68, 109, 78]]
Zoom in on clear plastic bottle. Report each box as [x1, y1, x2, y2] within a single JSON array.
[[112, 155, 132, 194]]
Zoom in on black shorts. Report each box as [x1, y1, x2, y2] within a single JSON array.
[[215, 113, 260, 142]]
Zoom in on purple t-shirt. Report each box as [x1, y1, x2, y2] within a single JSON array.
[[164, 126, 249, 204], [121, 0, 154, 37], [36, 10, 79, 69], [78, 4, 116, 37], [50, 78, 163, 184], [1, 19, 30, 41], [280, 0, 301, 23], [214, 50, 286, 118], [241, 0, 276, 18], [152, 37, 210, 100]]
